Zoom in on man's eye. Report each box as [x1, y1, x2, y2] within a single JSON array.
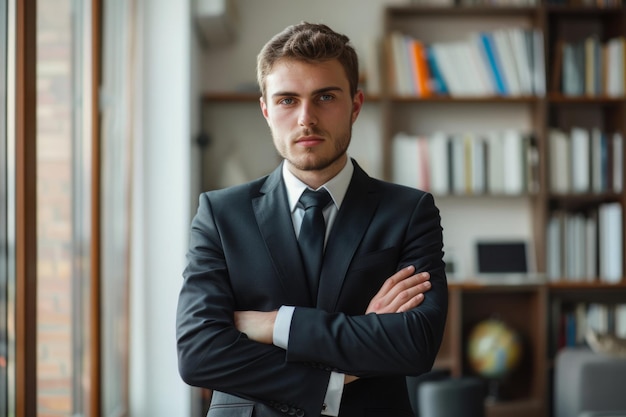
[[279, 98, 294, 105], [319, 94, 334, 101]]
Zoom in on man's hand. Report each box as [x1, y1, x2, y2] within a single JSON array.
[[234, 310, 277, 344], [366, 265, 431, 314]]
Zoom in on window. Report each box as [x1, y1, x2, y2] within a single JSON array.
[[36, 0, 95, 414], [12, 1, 131, 414]]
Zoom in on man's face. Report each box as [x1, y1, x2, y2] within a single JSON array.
[[260, 58, 363, 185]]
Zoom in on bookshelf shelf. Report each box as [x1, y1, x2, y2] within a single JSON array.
[[548, 192, 623, 205], [386, 5, 540, 17], [545, 5, 624, 14], [547, 94, 625, 104], [389, 95, 540, 103], [548, 281, 626, 290]]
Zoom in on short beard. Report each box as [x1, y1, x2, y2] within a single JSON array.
[[279, 125, 352, 172]]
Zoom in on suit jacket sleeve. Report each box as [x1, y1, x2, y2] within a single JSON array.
[[176, 191, 331, 416], [287, 191, 448, 377]]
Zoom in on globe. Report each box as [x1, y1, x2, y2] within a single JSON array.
[[467, 318, 523, 380]]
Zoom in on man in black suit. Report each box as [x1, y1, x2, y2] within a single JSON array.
[[176, 22, 448, 417]]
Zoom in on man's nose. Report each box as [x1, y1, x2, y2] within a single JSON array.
[[298, 102, 318, 127]]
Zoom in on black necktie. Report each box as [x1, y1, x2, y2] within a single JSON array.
[[298, 188, 332, 299]]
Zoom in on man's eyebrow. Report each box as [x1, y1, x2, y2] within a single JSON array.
[[271, 86, 344, 98]]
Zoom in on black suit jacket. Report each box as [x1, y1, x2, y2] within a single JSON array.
[[176, 159, 448, 417]]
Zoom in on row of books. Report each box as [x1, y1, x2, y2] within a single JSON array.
[[546, 203, 623, 283], [386, 28, 546, 97], [548, 128, 623, 194], [555, 302, 626, 351], [410, 0, 616, 5], [409, 0, 538, 6], [546, 0, 623, 6], [391, 130, 538, 195], [553, 36, 625, 97]]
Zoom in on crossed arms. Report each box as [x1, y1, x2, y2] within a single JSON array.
[[235, 266, 431, 344]]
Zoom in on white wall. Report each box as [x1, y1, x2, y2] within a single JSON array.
[[130, 0, 195, 415]]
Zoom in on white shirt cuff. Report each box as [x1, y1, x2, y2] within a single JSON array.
[[322, 372, 345, 416], [273, 305, 294, 349]]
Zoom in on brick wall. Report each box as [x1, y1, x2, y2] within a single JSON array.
[[37, 0, 76, 415]]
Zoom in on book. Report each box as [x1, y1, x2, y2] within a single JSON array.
[[431, 42, 465, 97], [493, 29, 522, 96], [549, 129, 571, 193], [478, 32, 508, 95], [410, 39, 432, 97], [428, 131, 450, 195], [450, 135, 466, 194], [389, 32, 413, 96], [465, 36, 495, 96], [598, 202, 623, 283], [502, 129, 526, 194], [531, 29, 546, 96], [590, 128, 605, 193], [584, 36, 599, 96], [606, 37, 625, 97], [570, 127, 591, 193], [471, 134, 487, 193], [425, 45, 448, 95], [585, 211, 598, 280], [507, 28, 533, 95], [547, 213, 564, 281], [562, 41, 585, 96], [565, 213, 586, 281], [392, 132, 419, 188], [613, 132, 624, 193], [449, 41, 483, 97], [485, 131, 505, 194]]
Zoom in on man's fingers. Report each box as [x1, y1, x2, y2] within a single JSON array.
[[366, 268, 432, 314], [397, 293, 426, 313], [384, 279, 431, 313], [382, 271, 430, 301]]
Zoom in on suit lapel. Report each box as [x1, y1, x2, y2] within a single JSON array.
[[317, 161, 381, 311], [253, 164, 313, 306]]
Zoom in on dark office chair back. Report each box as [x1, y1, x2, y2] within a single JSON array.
[[417, 377, 486, 417]]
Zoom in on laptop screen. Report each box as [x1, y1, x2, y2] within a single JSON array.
[[476, 241, 528, 274]]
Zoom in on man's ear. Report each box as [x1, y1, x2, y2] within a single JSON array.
[[351, 90, 365, 124], [260, 96, 270, 121]]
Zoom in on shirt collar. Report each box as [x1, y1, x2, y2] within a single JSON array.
[[283, 157, 354, 213]]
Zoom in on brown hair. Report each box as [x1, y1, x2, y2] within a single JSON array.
[[256, 22, 359, 99]]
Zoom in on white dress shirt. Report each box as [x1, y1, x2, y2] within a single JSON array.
[[273, 158, 354, 416]]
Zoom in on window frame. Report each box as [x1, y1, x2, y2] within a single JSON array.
[[13, 0, 104, 416]]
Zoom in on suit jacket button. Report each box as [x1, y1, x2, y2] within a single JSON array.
[[279, 404, 289, 413], [322, 403, 327, 411], [296, 410, 304, 417]]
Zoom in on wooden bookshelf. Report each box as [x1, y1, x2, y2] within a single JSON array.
[[382, 4, 626, 417]]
